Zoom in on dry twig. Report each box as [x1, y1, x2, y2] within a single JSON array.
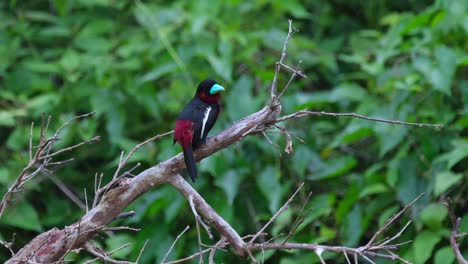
[[0, 112, 97, 218], [445, 200, 468, 264]]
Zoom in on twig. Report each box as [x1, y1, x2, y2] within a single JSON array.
[[208, 237, 226, 264], [445, 199, 468, 264], [277, 110, 443, 128], [103, 226, 140, 232], [344, 250, 351, 264], [84, 188, 88, 213], [278, 62, 307, 78], [167, 175, 245, 256], [114, 211, 136, 220], [282, 191, 313, 243], [189, 195, 213, 240], [84, 241, 132, 264], [93, 131, 173, 208], [0, 113, 96, 219], [161, 225, 190, 264], [29, 122, 34, 161], [37, 164, 86, 210], [249, 182, 304, 243], [0, 234, 15, 257], [315, 248, 326, 264], [164, 247, 215, 264], [113, 131, 174, 180], [271, 19, 295, 101], [262, 131, 282, 157], [40, 136, 100, 160], [136, 239, 149, 263], [364, 193, 423, 248], [278, 61, 303, 99]]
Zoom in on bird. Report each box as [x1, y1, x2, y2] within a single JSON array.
[[173, 79, 225, 182]]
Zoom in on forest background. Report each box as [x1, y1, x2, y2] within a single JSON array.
[[0, 0, 467, 263]]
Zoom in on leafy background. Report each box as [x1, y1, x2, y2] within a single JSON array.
[[0, 0, 467, 263]]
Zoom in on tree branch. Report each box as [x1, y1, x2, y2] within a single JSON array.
[[445, 200, 468, 264]]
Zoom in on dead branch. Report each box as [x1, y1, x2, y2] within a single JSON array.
[[445, 200, 468, 264], [0, 112, 97, 219], [249, 183, 304, 243], [166, 191, 420, 264], [277, 110, 443, 128], [161, 225, 190, 264]]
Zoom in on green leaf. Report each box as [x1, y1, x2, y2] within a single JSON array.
[[434, 171, 462, 196], [257, 166, 283, 213], [433, 45, 456, 94], [434, 246, 455, 264], [359, 183, 389, 198], [0, 109, 26, 127], [309, 156, 357, 180], [460, 214, 468, 233], [272, 0, 309, 18], [413, 46, 456, 95], [375, 123, 408, 156], [138, 62, 178, 84], [330, 83, 368, 102], [396, 156, 428, 208], [291, 146, 318, 176], [226, 76, 263, 121], [413, 231, 442, 264], [420, 203, 448, 229], [215, 170, 244, 205], [436, 139, 468, 169], [0, 200, 43, 232], [336, 183, 359, 223], [331, 125, 373, 147], [296, 193, 335, 233]]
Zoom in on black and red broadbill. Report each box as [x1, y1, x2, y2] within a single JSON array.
[[173, 79, 225, 182]]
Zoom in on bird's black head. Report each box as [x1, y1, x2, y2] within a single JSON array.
[[196, 79, 225, 104]]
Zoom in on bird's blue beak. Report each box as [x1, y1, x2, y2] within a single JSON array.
[[210, 84, 225, 94]]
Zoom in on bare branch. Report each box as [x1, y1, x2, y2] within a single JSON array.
[[249, 182, 304, 243], [364, 193, 423, 248], [29, 122, 34, 161], [164, 247, 216, 264], [271, 19, 295, 102], [208, 237, 227, 264], [162, 225, 190, 264], [113, 130, 174, 180], [84, 241, 132, 264], [282, 191, 313, 243], [102, 226, 140, 232], [37, 165, 86, 210], [278, 61, 303, 99], [0, 113, 96, 219], [114, 211, 136, 220], [277, 110, 443, 128], [168, 175, 245, 256], [278, 62, 307, 78], [40, 136, 100, 160], [445, 200, 468, 264]]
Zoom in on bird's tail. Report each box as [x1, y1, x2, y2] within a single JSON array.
[[183, 146, 197, 182]]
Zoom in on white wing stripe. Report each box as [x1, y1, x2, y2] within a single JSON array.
[[200, 106, 211, 139]]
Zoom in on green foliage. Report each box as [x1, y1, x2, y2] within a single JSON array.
[[1, 0, 467, 263]]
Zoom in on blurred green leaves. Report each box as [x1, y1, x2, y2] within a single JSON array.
[[0, 201, 42, 232], [0, 0, 466, 263]]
